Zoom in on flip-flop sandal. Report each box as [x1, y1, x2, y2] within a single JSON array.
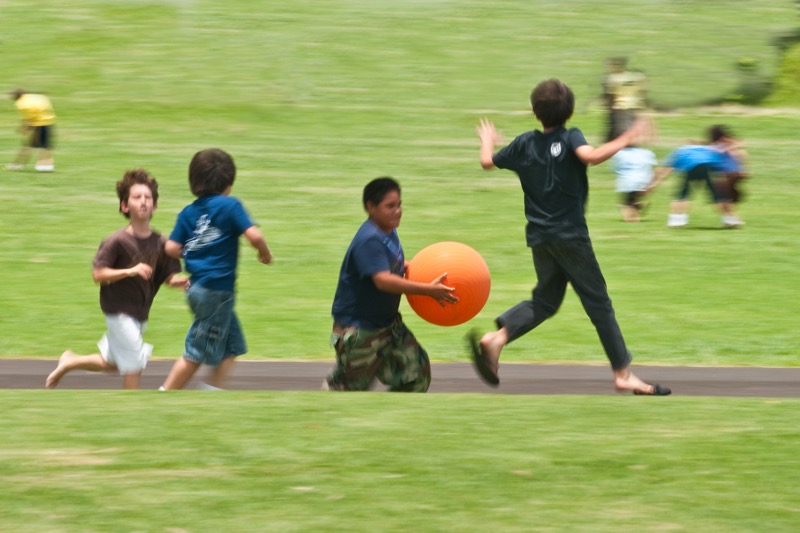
[[467, 329, 499, 387], [634, 383, 672, 396]]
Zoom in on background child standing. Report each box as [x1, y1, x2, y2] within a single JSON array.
[[610, 145, 658, 222], [161, 148, 272, 391]]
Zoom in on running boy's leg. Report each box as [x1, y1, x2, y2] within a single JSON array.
[[45, 350, 116, 388], [162, 285, 235, 390], [479, 245, 569, 373], [325, 326, 390, 391], [379, 318, 431, 392], [204, 313, 247, 389], [558, 237, 669, 394], [555, 237, 631, 369], [161, 357, 201, 390]]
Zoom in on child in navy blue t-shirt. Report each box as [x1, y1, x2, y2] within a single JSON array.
[[324, 177, 457, 392]]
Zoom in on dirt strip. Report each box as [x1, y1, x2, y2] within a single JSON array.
[[1, 359, 798, 397]]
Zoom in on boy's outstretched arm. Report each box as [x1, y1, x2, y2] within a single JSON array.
[[244, 226, 273, 265], [647, 166, 673, 192], [476, 118, 498, 169], [373, 271, 458, 307], [575, 116, 650, 166]]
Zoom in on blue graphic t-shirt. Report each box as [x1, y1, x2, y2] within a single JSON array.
[[331, 219, 405, 329], [663, 145, 726, 173], [169, 194, 254, 291]]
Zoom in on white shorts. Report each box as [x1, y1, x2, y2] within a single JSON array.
[[98, 314, 153, 375]]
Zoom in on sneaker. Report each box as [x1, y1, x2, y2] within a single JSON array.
[[722, 215, 744, 227], [5, 164, 24, 171], [198, 382, 224, 391], [667, 213, 688, 227], [35, 164, 54, 172]]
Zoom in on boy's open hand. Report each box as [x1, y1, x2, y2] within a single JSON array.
[[429, 273, 459, 307], [476, 118, 499, 145], [625, 115, 657, 146]]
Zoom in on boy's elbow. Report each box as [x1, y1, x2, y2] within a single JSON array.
[[165, 241, 183, 258], [480, 159, 496, 170], [91, 269, 105, 285]]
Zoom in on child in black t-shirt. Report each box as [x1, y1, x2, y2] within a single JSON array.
[[469, 79, 670, 396]]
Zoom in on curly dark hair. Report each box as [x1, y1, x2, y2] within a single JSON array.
[[116, 168, 158, 219]]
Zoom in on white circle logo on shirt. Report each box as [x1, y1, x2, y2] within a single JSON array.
[[550, 142, 562, 157]]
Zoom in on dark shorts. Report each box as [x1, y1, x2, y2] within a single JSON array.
[[29, 125, 54, 149], [676, 164, 726, 203], [715, 172, 747, 203]]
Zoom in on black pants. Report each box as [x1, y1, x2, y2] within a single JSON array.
[[496, 237, 632, 370]]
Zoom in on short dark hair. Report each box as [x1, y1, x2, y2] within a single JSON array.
[[116, 168, 159, 219], [530, 79, 575, 128], [10, 89, 25, 101], [708, 124, 733, 143], [188, 148, 236, 196], [362, 176, 400, 209]]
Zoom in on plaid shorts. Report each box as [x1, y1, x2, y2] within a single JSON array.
[[325, 315, 431, 392]]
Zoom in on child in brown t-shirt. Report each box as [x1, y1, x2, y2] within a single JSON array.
[[46, 169, 188, 389]]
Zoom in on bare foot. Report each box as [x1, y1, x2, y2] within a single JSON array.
[[479, 332, 504, 375], [45, 350, 76, 389]]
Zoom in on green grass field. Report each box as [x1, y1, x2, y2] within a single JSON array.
[[2, 0, 799, 365], [1, 2, 800, 531], [2, 392, 799, 532]]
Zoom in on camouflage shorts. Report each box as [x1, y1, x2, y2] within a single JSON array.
[[325, 316, 431, 392]]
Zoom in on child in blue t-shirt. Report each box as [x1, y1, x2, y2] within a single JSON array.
[[648, 125, 745, 228], [161, 148, 273, 390]]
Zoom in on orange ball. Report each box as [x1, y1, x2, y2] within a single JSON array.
[[405, 241, 491, 327]]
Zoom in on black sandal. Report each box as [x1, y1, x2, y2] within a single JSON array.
[[467, 329, 499, 387], [634, 383, 672, 396]]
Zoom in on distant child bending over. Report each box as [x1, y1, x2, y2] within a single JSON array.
[[323, 177, 458, 392], [470, 78, 670, 395], [161, 148, 272, 390], [6, 89, 57, 172], [46, 169, 188, 389], [647, 125, 744, 228], [610, 145, 657, 222]]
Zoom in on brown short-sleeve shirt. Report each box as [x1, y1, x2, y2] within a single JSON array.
[[93, 229, 181, 322]]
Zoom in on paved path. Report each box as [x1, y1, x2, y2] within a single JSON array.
[[1, 359, 798, 397]]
